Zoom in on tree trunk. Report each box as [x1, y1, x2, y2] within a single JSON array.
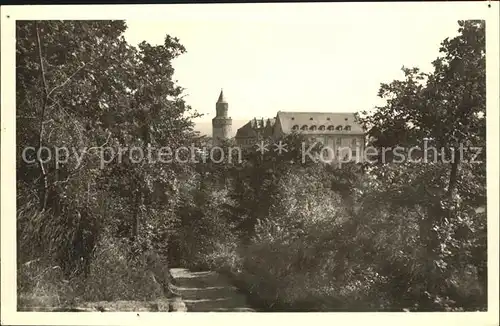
[[447, 148, 460, 199], [35, 22, 49, 211], [131, 190, 142, 243]]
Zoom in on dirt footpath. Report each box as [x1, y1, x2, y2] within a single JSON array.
[[169, 268, 256, 312]]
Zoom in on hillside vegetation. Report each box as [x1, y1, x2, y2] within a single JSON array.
[[16, 20, 486, 311]]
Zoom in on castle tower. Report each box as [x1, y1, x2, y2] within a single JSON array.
[[212, 89, 232, 145]]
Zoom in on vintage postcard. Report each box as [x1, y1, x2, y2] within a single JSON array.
[[1, 2, 499, 326]]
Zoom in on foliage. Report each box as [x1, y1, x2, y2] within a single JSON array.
[[16, 20, 487, 312], [193, 20, 487, 312], [355, 20, 486, 310], [16, 20, 197, 305]]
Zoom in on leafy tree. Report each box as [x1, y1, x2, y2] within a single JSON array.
[[16, 20, 198, 287], [356, 20, 486, 310]]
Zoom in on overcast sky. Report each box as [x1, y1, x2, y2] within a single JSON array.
[[122, 3, 475, 125]]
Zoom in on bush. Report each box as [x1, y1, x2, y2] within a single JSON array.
[[18, 259, 77, 310], [234, 169, 360, 311], [17, 198, 170, 309], [78, 237, 164, 302]]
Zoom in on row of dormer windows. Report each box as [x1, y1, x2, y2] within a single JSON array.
[[292, 125, 352, 131]]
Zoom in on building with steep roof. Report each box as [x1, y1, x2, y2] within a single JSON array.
[[274, 111, 363, 135], [274, 111, 365, 161], [234, 110, 365, 162], [235, 117, 275, 148], [210, 89, 365, 162]]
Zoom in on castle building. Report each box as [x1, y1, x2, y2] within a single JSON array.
[[235, 111, 365, 162], [235, 117, 275, 148], [212, 89, 232, 145], [210, 90, 365, 162], [273, 111, 365, 161]]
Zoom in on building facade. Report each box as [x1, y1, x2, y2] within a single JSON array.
[[234, 111, 364, 162], [211, 90, 365, 162], [235, 117, 275, 148], [212, 89, 232, 145], [273, 111, 365, 162]]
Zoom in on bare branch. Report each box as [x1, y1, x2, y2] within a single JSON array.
[[85, 131, 112, 153], [35, 22, 48, 95], [51, 98, 85, 146], [22, 258, 41, 266], [17, 116, 39, 119], [35, 21, 49, 211], [52, 175, 73, 187], [47, 63, 88, 98]]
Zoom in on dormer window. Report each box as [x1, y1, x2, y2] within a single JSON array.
[[336, 125, 343, 131], [344, 125, 351, 131], [309, 125, 317, 131], [326, 117, 331, 121], [291, 117, 295, 120], [301, 125, 308, 131], [319, 125, 326, 131], [327, 126, 335, 131], [310, 117, 313, 120]]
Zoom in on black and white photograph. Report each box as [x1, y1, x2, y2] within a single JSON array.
[[1, 2, 499, 325]]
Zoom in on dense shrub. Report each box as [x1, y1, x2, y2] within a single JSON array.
[[78, 237, 164, 302]]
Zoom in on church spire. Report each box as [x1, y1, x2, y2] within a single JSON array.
[[217, 88, 227, 103]]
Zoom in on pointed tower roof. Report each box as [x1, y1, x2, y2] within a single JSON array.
[[217, 89, 227, 103]]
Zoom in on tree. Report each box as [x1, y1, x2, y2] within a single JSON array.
[[16, 20, 198, 279], [17, 20, 133, 274], [356, 20, 486, 310]]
